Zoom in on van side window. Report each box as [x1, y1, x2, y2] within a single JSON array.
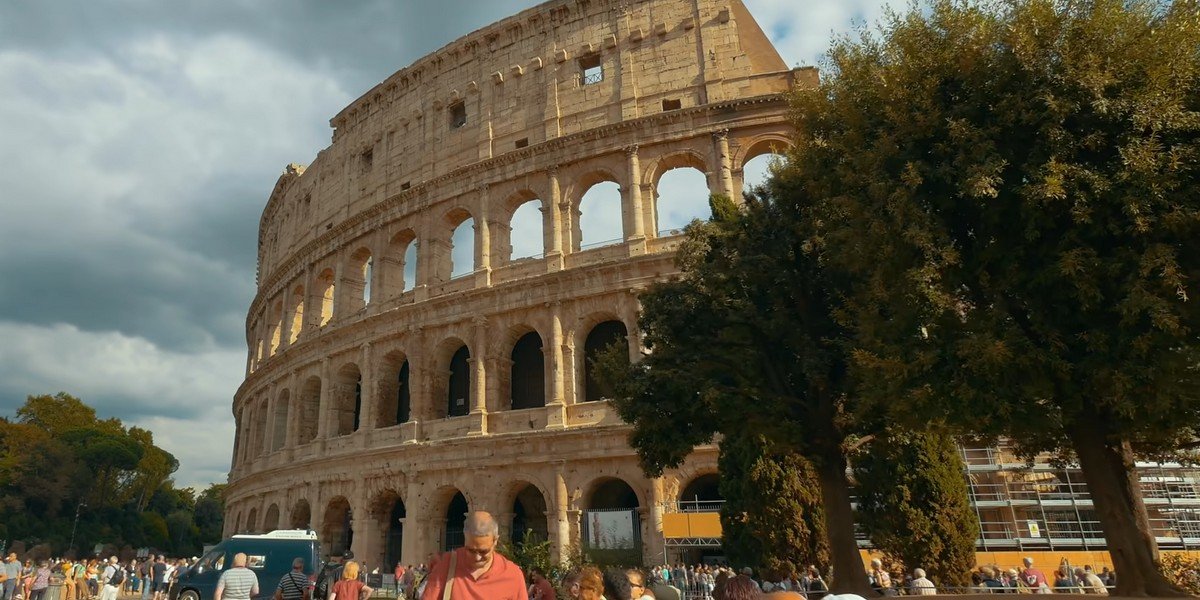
[[199, 549, 226, 571], [247, 555, 267, 570]]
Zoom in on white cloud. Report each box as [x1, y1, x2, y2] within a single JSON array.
[[0, 320, 242, 488]]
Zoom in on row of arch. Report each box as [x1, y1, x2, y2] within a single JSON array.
[[235, 317, 631, 461], [249, 146, 786, 371], [230, 473, 722, 565]]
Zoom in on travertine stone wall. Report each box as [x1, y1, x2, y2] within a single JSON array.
[[227, 0, 810, 567]]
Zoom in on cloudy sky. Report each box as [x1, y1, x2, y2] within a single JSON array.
[[0, 0, 901, 490]]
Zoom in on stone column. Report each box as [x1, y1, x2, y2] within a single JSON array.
[[625, 145, 646, 240], [713, 130, 736, 201], [285, 370, 298, 449], [301, 265, 316, 332], [546, 305, 567, 428], [264, 386, 278, 456], [553, 464, 572, 563], [469, 318, 489, 435], [475, 184, 492, 287], [646, 478, 666, 565], [359, 342, 377, 434], [545, 167, 564, 270], [624, 293, 643, 361], [316, 358, 332, 440]]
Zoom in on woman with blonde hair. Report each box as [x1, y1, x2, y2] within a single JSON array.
[[577, 566, 604, 600], [328, 562, 372, 600]]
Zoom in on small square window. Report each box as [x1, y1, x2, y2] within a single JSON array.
[[401, 182, 411, 191], [579, 54, 603, 85], [515, 138, 529, 149], [662, 98, 682, 111], [449, 102, 467, 129], [361, 149, 373, 172]]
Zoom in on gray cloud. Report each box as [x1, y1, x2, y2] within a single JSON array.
[[0, 0, 874, 489]]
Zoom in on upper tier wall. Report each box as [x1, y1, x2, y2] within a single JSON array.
[[255, 0, 792, 283]]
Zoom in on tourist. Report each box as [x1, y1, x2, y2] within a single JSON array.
[[419, 511, 528, 599], [599, 569, 632, 600], [528, 567, 555, 600], [329, 561, 371, 600], [576, 567, 603, 600], [722, 575, 760, 600], [276, 558, 310, 600], [1053, 567, 1074, 593], [215, 553, 259, 600], [908, 569, 935, 595], [1020, 557, 1050, 593], [101, 557, 125, 600], [648, 573, 681, 600], [868, 560, 892, 596], [1, 553, 20, 600], [1073, 568, 1107, 595]]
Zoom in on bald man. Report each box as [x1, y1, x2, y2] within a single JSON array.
[[420, 511, 528, 600], [215, 554, 259, 600]]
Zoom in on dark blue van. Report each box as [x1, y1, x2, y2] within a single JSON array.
[[172, 530, 320, 600]]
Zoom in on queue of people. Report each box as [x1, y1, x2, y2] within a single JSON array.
[[0, 553, 198, 600]]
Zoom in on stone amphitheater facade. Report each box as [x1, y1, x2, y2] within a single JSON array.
[[225, 0, 811, 568]]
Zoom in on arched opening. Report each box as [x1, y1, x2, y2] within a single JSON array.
[[333, 364, 362, 436], [585, 478, 641, 555], [289, 284, 305, 343], [508, 198, 544, 261], [317, 268, 335, 326], [584, 320, 629, 402], [444, 491, 469, 551], [654, 165, 711, 236], [378, 495, 406, 569], [322, 497, 353, 557], [263, 504, 281, 531], [347, 247, 373, 310], [271, 390, 289, 452], [447, 345, 471, 417], [384, 230, 417, 297], [511, 484, 548, 545], [742, 149, 788, 194], [298, 376, 321, 444], [291, 499, 312, 529], [679, 473, 723, 510], [246, 507, 259, 534], [377, 352, 411, 428], [578, 180, 623, 250], [510, 332, 545, 410], [450, 217, 476, 279], [269, 300, 284, 356]]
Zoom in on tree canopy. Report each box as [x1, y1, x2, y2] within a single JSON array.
[[795, 0, 1200, 594], [0, 392, 224, 558]]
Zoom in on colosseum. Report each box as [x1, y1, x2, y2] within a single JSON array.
[[225, 0, 808, 569]]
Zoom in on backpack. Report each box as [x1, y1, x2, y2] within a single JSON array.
[[109, 567, 125, 587], [314, 564, 340, 600]]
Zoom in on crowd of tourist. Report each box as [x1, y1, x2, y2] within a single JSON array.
[[0, 553, 198, 600]]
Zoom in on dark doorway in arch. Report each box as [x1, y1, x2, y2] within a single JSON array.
[[679, 474, 723, 511], [291, 500, 311, 529], [385, 499, 406, 569], [511, 485, 548, 545], [584, 320, 629, 402], [511, 332, 545, 410], [584, 479, 642, 562], [590, 479, 640, 510], [323, 498, 353, 556], [447, 346, 471, 417], [353, 380, 362, 432], [396, 361, 411, 424], [444, 492, 468, 550]]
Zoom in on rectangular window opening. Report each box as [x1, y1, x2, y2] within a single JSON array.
[[579, 54, 603, 85], [361, 149, 373, 172], [449, 102, 467, 129], [662, 98, 682, 111], [515, 138, 529, 149], [401, 182, 411, 191]]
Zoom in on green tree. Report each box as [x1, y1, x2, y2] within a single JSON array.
[[719, 434, 829, 578], [194, 484, 227, 545], [853, 431, 977, 586], [16, 393, 98, 436], [596, 192, 874, 594], [796, 0, 1200, 593]]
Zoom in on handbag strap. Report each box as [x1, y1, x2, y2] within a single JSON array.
[[441, 551, 457, 600]]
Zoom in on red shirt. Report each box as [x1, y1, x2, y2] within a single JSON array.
[[420, 549, 528, 600], [531, 578, 556, 600]]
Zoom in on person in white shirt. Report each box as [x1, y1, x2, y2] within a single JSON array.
[[909, 568, 936, 595]]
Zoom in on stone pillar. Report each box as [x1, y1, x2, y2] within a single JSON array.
[[624, 294, 643, 361], [264, 386, 278, 456], [546, 305, 567, 428], [499, 512, 516, 541], [553, 464, 573, 563], [359, 342, 377, 434], [301, 265, 316, 332], [332, 259, 345, 322], [546, 167, 564, 270], [469, 318, 489, 435], [625, 145, 646, 240], [714, 130, 736, 201], [285, 370, 298, 449], [316, 358, 332, 440], [475, 185, 492, 287]]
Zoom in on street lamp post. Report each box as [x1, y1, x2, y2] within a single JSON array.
[[68, 502, 86, 556]]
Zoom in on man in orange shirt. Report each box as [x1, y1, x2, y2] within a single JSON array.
[[420, 511, 528, 600]]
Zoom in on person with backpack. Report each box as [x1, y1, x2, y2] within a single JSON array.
[[314, 551, 350, 600], [100, 558, 124, 600]]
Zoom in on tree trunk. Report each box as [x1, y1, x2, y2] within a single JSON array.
[[1070, 418, 1184, 596], [814, 445, 875, 595]]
